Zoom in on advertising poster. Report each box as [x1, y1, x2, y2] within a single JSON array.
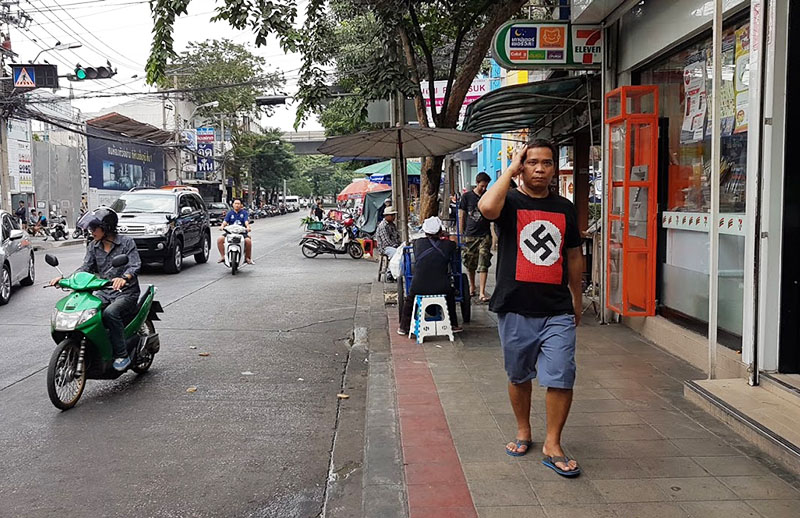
[[196, 127, 215, 179], [7, 118, 34, 193], [87, 126, 165, 191], [681, 58, 707, 143], [734, 24, 750, 134], [419, 78, 489, 126], [491, 21, 602, 69]]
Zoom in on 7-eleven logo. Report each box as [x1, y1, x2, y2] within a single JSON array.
[[573, 27, 602, 65]]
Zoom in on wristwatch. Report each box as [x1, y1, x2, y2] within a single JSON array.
[[124, 274, 133, 281]]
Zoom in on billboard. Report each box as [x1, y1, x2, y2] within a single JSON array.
[[7, 118, 33, 193], [419, 78, 490, 126], [492, 21, 602, 69], [87, 126, 165, 191]]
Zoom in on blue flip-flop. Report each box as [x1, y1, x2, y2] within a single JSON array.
[[542, 455, 581, 477], [505, 439, 533, 457]]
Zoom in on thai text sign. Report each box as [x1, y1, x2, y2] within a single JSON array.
[[419, 78, 489, 126], [492, 21, 602, 69]]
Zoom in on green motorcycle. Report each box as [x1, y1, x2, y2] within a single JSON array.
[[44, 253, 163, 410]]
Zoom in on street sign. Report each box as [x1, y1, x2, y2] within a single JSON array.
[[10, 64, 59, 90], [196, 127, 215, 143], [196, 143, 215, 179], [491, 21, 602, 70]]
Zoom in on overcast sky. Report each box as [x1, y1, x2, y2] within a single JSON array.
[[11, 0, 323, 132]]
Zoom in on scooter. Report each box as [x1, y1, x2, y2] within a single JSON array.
[[222, 224, 248, 275], [299, 216, 364, 259], [44, 253, 164, 410], [50, 214, 67, 241]]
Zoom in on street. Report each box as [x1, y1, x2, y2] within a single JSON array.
[[0, 213, 373, 518]]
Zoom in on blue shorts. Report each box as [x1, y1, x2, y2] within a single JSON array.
[[497, 313, 577, 388]]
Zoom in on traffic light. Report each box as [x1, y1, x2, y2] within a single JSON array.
[[70, 63, 117, 81]]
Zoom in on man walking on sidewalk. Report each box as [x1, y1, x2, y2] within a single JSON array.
[[459, 172, 493, 303], [479, 138, 583, 477]]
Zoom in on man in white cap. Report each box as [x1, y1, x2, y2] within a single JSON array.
[[398, 216, 461, 334]]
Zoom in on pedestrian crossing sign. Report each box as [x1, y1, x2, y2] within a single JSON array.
[[13, 67, 36, 88]]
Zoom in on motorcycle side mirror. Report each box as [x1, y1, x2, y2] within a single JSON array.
[[45, 254, 59, 267], [111, 255, 129, 268]]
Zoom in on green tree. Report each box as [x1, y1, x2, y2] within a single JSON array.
[[233, 128, 296, 196], [294, 155, 360, 198], [147, 1, 531, 218]]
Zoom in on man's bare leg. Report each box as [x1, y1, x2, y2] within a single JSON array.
[[506, 380, 532, 454], [217, 236, 225, 262], [467, 270, 476, 297], [479, 271, 489, 300], [542, 387, 578, 472], [245, 238, 253, 263]]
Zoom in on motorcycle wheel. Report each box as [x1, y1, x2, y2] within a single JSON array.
[[52, 230, 61, 241], [72, 229, 82, 239], [301, 242, 319, 258], [347, 241, 364, 259], [132, 320, 156, 374], [230, 252, 239, 275], [46, 338, 86, 410]]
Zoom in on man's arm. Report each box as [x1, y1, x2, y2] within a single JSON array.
[[566, 246, 584, 326], [74, 244, 96, 274], [122, 239, 142, 280], [478, 148, 525, 220], [458, 209, 467, 235]]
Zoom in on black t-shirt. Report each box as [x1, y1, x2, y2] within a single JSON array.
[[459, 190, 490, 237], [410, 237, 456, 295], [488, 190, 581, 317]]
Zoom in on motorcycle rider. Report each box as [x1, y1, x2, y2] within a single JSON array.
[[217, 198, 253, 264], [49, 208, 142, 371]]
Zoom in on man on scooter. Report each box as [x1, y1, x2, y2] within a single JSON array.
[[217, 199, 253, 264], [49, 208, 142, 371]]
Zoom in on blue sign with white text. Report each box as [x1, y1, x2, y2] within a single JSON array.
[[510, 27, 537, 48]]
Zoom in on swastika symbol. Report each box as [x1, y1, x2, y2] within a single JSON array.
[[519, 220, 562, 267], [523, 224, 557, 261]]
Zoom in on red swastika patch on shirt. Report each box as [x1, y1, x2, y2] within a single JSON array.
[[515, 210, 565, 284]]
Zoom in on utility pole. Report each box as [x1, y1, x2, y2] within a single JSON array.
[[0, 121, 10, 211]]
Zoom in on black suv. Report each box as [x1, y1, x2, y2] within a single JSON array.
[[111, 187, 211, 273]]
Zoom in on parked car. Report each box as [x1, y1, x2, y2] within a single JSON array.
[[207, 201, 231, 226], [110, 187, 211, 274], [283, 195, 300, 212], [1, 209, 35, 305]]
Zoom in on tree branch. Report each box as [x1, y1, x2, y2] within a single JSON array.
[[398, 24, 429, 128], [407, 1, 438, 124]]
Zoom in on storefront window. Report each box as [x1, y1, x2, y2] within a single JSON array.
[[638, 20, 749, 350]]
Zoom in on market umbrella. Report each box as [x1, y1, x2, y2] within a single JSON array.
[[336, 179, 391, 201], [354, 160, 422, 177], [319, 126, 481, 159]]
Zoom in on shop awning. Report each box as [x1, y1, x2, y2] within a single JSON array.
[[462, 75, 601, 142], [86, 112, 174, 144]]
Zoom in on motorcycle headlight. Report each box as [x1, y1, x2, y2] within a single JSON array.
[[146, 224, 169, 235], [52, 309, 98, 331]]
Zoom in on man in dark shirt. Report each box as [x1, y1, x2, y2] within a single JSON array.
[[14, 201, 27, 228], [479, 139, 583, 477], [459, 172, 492, 302], [50, 208, 142, 371], [398, 216, 460, 334]]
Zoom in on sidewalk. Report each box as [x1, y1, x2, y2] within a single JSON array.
[[386, 295, 800, 518]]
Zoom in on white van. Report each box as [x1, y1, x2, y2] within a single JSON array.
[[283, 195, 300, 212]]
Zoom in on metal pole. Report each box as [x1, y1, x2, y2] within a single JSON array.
[[708, 0, 723, 380], [397, 128, 409, 243], [0, 119, 11, 211], [220, 116, 226, 201]]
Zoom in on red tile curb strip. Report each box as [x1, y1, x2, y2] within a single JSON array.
[[388, 318, 478, 518]]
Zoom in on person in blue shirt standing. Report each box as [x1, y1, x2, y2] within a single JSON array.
[[217, 199, 254, 264]]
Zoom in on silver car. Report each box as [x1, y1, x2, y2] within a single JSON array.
[[1, 209, 35, 305]]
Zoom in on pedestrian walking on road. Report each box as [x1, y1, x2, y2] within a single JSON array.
[[459, 172, 493, 303], [15, 200, 27, 229], [478, 138, 583, 477]]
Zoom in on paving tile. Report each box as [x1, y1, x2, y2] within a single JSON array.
[[718, 475, 800, 500], [446, 413, 498, 429], [476, 506, 546, 518], [363, 483, 407, 518], [610, 502, 689, 518], [461, 461, 525, 482], [561, 440, 626, 460], [591, 478, 667, 503], [468, 478, 538, 507], [538, 503, 619, 518], [692, 456, 772, 476], [670, 438, 741, 457], [648, 420, 715, 439], [573, 457, 649, 479], [405, 461, 467, 485], [679, 500, 760, 518], [456, 440, 518, 463], [611, 439, 685, 458], [745, 499, 800, 518], [635, 457, 710, 478], [569, 399, 631, 413], [403, 444, 460, 464], [451, 428, 505, 445], [410, 506, 478, 518], [567, 411, 644, 426], [399, 403, 446, 418], [407, 481, 474, 508], [596, 424, 664, 441], [530, 480, 606, 504], [652, 477, 738, 501]]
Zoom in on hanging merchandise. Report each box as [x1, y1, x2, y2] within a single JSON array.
[[681, 56, 707, 143], [733, 24, 750, 134]]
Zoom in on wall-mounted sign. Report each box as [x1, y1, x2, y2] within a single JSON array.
[[87, 126, 165, 191], [492, 21, 602, 70]]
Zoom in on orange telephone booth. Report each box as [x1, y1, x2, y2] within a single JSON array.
[[605, 86, 658, 316]]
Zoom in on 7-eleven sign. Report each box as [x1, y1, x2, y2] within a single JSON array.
[[571, 26, 602, 66]]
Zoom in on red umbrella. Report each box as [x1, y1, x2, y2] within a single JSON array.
[[337, 179, 390, 201]]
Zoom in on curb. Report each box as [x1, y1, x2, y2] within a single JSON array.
[[32, 239, 85, 252]]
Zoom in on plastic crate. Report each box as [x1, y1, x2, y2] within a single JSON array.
[[307, 221, 325, 231]]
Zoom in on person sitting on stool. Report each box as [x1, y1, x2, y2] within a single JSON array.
[[398, 216, 461, 335]]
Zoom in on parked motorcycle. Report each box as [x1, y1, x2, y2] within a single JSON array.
[[44, 253, 163, 410], [49, 214, 67, 241], [299, 216, 364, 259], [222, 224, 248, 275]]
